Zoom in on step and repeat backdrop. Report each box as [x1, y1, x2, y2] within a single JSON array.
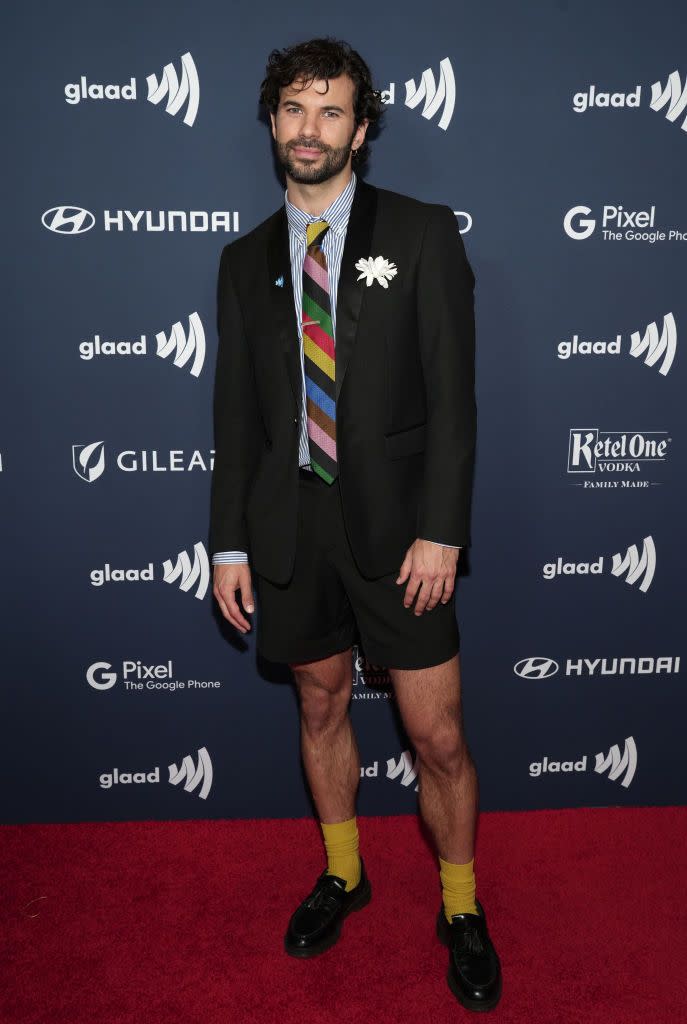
[[4, 1, 686, 823]]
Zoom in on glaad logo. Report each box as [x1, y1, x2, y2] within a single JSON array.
[[542, 536, 657, 593], [514, 655, 679, 678], [89, 542, 210, 600], [64, 51, 199, 127], [386, 750, 419, 792], [529, 737, 637, 788], [79, 313, 206, 377], [563, 204, 686, 243], [146, 52, 200, 127], [567, 429, 671, 480], [42, 207, 239, 234], [162, 543, 210, 600], [72, 443, 214, 481], [168, 747, 213, 798], [557, 313, 677, 376], [572, 70, 687, 134], [594, 737, 638, 788], [381, 58, 456, 130], [610, 537, 657, 593], [98, 746, 212, 799]]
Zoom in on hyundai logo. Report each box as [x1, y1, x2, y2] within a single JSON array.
[[514, 657, 560, 679], [41, 206, 96, 234]]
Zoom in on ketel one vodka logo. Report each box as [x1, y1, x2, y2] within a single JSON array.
[[557, 313, 677, 377], [72, 442, 214, 482], [89, 542, 210, 601], [99, 746, 213, 799], [572, 70, 687, 134], [529, 737, 637, 789], [542, 536, 657, 593], [380, 58, 456, 130], [79, 313, 206, 377], [64, 51, 199, 126], [567, 429, 671, 481]]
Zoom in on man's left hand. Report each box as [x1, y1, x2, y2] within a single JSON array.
[[396, 539, 460, 615]]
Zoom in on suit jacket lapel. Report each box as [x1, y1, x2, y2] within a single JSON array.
[[265, 177, 379, 410], [266, 207, 301, 409], [334, 178, 378, 404]]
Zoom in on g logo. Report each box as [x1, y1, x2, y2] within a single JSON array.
[[87, 661, 118, 690], [564, 205, 596, 240]]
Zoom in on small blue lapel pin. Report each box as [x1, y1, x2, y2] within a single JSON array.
[[274, 275, 284, 288]]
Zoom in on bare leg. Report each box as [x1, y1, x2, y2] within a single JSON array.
[[388, 653, 477, 861], [290, 647, 360, 823]]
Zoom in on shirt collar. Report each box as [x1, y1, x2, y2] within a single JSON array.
[[285, 170, 357, 240]]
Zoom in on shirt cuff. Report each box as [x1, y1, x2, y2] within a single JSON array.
[[212, 551, 249, 564], [420, 538, 462, 550]]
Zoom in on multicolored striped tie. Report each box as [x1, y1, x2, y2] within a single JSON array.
[[302, 219, 337, 483]]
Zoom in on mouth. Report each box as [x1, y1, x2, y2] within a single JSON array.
[[291, 146, 324, 159]]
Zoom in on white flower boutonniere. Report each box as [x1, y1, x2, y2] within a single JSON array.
[[355, 255, 398, 289]]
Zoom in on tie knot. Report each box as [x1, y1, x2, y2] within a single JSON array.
[[306, 219, 330, 248]]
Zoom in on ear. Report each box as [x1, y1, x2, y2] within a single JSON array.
[[269, 111, 276, 141], [352, 118, 369, 151]]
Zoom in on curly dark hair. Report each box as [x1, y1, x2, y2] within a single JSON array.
[[259, 37, 384, 166]]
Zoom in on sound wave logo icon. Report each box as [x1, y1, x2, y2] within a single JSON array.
[[629, 313, 677, 376], [42, 205, 95, 235], [513, 657, 560, 679], [73, 440, 106, 482], [405, 58, 455, 131], [168, 746, 213, 799], [386, 750, 419, 791], [162, 542, 210, 600], [594, 737, 637, 788], [146, 51, 199, 127], [650, 71, 687, 132], [610, 536, 656, 593], [155, 313, 205, 377]]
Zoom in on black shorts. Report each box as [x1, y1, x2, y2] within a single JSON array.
[[252, 467, 460, 670]]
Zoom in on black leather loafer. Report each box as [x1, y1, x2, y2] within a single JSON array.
[[436, 898, 502, 1011], [284, 857, 371, 958]]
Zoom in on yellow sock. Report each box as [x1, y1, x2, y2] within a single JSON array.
[[320, 817, 361, 892], [439, 855, 478, 921]]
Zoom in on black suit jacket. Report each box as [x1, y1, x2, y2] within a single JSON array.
[[209, 177, 476, 584]]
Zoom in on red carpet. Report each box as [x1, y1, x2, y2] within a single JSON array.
[[3, 807, 686, 1024]]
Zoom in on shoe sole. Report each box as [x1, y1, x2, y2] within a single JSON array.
[[436, 910, 502, 1012], [284, 879, 372, 959]]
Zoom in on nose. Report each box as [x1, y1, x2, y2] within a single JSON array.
[[299, 110, 320, 140]]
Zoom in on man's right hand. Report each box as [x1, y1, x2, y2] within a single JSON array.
[[213, 563, 255, 633]]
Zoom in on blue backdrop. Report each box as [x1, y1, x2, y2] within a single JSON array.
[[4, 0, 685, 823]]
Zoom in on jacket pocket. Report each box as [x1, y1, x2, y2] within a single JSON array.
[[383, 421, 426, 459]]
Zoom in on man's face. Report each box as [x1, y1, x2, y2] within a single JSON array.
[[270, 74, 368, 185]]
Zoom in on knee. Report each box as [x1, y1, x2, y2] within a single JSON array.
[[410, 721, 469, 774], [294, 670, 351, 733]]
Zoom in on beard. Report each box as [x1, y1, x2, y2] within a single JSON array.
[[275, 128, 357, 185]]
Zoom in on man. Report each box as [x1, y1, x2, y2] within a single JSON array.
[[210, 37, 501, 1012]]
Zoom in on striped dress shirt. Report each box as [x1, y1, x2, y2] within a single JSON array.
[[212, 171, 459, 565]]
